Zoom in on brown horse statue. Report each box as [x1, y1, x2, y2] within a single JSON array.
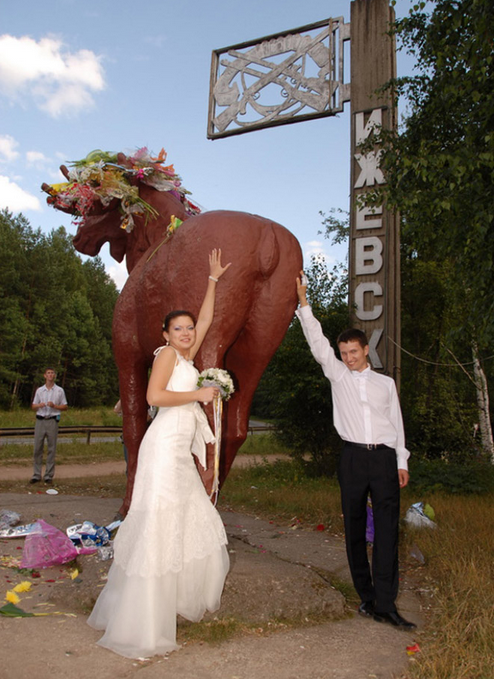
[[42, 150, 303, 516]]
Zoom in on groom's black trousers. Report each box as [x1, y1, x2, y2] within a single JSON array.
[[338, 442, 400, 613]]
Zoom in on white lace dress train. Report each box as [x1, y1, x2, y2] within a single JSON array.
[[87, 351, 229, 658]]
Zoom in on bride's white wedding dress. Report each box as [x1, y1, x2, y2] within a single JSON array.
[[87, 349, 229, 658]]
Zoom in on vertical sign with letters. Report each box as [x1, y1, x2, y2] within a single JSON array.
[[349, 0, 400, 385]]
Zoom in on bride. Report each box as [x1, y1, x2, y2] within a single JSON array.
[[87, 249, 231, 658]]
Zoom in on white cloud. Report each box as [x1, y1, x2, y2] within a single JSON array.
[[0, 35, 105, 117], [304, 240, 326, 258], [0, 175, 41, 212], [26, 150, 49, 167], [0, 134, 20, 162], [107, 259, 128, 291], [303, 240, 339, 267]]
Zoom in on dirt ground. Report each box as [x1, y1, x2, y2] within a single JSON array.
[[0, 452, 292, 480], [0, 463, 424, 679]]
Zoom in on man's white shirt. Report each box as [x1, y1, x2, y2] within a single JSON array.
[[296, 305, 410, 471], [33, 384, 67, 419]]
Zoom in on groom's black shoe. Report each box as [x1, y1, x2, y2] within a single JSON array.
[[358, 601, 375, 617], [373, 610, 416, 629]]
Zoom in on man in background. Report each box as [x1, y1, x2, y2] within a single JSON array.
[[30, 368, 68, 485]]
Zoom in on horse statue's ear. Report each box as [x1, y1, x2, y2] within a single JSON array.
[[117, 152, 130, 167]]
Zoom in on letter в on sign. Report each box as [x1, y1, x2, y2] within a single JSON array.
[[355, 236, 383, 275], [354, 281, 383, 321]]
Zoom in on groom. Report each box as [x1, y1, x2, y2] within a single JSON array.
[[296, 273, 416, 630]]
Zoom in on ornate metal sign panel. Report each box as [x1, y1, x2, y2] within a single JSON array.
[[208, 18, 350, 139]]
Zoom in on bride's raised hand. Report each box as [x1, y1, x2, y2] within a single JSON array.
[[209, 248, 231, 281]]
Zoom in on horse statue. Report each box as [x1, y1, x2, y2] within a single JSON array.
[[42, 148, 303, 516]]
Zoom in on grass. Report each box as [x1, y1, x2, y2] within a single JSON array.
[[400, 494, 494, 679], [0, 407, 121, 428], [236, 432, 288, 456], [0, 440, 125, 465], [0, 409, 276, 432], [220, 458, 345, 532], [178, 610, 341, 647]]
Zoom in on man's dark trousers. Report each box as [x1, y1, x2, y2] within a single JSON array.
[[338, 442, 400, 613]]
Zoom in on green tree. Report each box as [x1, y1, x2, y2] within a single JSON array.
[[365, 0, 494, 345], [0, 212, 35, 405], [399, 254, 482, 460], [0, 210, 119, 408], [254, 256, 349, 475]]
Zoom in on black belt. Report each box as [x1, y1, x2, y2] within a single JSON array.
[[344, 442, 391, 451], [36, 415, 57, 421]]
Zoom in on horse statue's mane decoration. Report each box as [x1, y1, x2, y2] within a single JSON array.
[[43, 147, 303, 517], [45, 147, 200, 233]]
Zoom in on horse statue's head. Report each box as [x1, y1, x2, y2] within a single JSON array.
[[42, 148, 200, 272]]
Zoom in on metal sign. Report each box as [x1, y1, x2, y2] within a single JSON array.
[[208, 18, 350, 139]]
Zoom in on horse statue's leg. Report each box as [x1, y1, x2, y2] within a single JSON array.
[[112, 288, 152, 518], [220, 279, 300, 484], [117, 356, 149, 517]]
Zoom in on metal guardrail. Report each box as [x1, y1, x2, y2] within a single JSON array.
[[0, 425, 122, 445], [0, 423, 275, 445], [247, 424, 276, 436]]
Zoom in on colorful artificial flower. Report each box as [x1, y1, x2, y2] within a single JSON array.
[[168, 215, 183, 233], [5, 590, 20, 604], [12, 582, 32, 593], [406, 643, 421, 655]]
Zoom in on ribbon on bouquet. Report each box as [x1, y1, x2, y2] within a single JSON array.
[[210, 394, 223, 505], [196, 368, 234, 505]]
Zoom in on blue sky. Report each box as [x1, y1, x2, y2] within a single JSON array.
[[0, 0, 416, 288]]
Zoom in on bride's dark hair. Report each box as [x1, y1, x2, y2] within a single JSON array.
[[162, 310, 197, 332]]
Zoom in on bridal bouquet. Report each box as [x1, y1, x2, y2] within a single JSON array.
[[197, 368, 234, 400], [197, 368, 234, 504]]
